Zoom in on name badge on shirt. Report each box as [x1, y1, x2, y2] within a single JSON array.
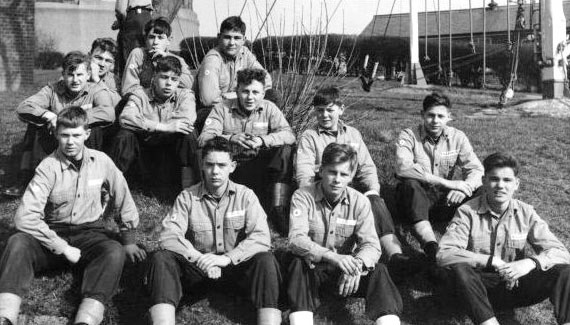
[[88, 179, 103, 187], [336, 218, 357, 226], [441, 150, 459, 157], [253, 122, 268, 128], [226, 210, 245, 218], [510, 233, 527, 241]]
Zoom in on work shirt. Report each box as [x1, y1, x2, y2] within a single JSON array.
[[159, 181, 271, 265], [119, 87, 196, 132], [395, 124, 483, 193], [437, 195, 570, 271], [17, 81, 115, 127], [96, 72, 121, 106], [115, 0, 152, 19], [296, 121, 379, 193], [195, 46, 272, 108], [288, 182, 381, 269], [122, 48, 193, 95], [198, 98, 295, 147], [14, 148, 139, 255]]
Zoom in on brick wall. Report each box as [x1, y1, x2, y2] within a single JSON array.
[[0, 0, 35, 91]]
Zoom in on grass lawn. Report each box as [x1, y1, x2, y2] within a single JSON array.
[[0, 71, 568, 324]]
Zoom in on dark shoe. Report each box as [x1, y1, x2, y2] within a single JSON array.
[[0, 316, 13, 325], [1, 185, 26, 197], [422, 241, 439, 264], [387, 253, 424, 282]]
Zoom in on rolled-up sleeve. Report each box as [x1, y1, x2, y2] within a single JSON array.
[[159, 191, 203, 262], [88, 87, 116, 127], [353, 198, 382, 268], [197, 55, 223, 107], [295, 133, 317, 187], [457, 133, 484, 192], [528, 209, 570, 271], [288, 191, 330, 263], [437, 206, 491, 268], [395, 129, 430, 183], [198, 104, 229, 146], [175, 90, 197, 126], [259, 104, 295, 147], [17, 86, 54, 126], [225, 191, 271, 264]]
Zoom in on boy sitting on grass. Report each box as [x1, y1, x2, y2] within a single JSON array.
[[0, 106, 145, 325], [121, 17, 193, 95], [287, 143, 402, 325], [146, 137, 282, 325], [437, 152, 570, 325], [296, 87, 413, 274], [110, 55, 199, 191], [395, 91, 484, 264]]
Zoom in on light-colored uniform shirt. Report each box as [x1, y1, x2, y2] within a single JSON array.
[[198, 98, 295, 148], [288, 182, 381, 269], [17, 81, 115, 127], [395, 124, 484, 193], [115, 0, 153, 19], [14, 148, 139, 254], [122, 48, 194, 95], [96, 72, 121, 106], [437, 195, 570, 270], [119, 87, 196, 132], [159, 181, 271, 265], [296, 122, 379, 193], [195, 46, 272, 108]]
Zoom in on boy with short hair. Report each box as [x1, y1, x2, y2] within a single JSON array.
[[146, 137, 282, 325], [437, 152, 570, 325], [0, 106, 145, 325], [121, 17, 193, 95], [2, 51, 115, 197], [296, 87, 411, 272], [110, 55, 199, 190], [198, 68, 295, 228], [287, 143, 402, 325], [395, 91, 484, 263], [89, 37, 121, 93]]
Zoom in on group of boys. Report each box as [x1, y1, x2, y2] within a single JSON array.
[[0, 12, 569, 325]]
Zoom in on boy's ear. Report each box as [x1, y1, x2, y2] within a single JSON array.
[[84, 128, 91, 140], [229, 160, 237, 173], [339, 104, 346, 115]]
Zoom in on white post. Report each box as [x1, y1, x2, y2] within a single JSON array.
[[541, 0, 567, 98], [408, 0, 427, 85]]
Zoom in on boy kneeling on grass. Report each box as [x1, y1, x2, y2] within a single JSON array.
[[296, 87, 416, 276], [287, 143, 403, 325], [395, 91, 484, 265], [146, 137, 283, 325], [109, 55, 199, 191], [437, 152, 570, 325], [0, 106, 146, 325]]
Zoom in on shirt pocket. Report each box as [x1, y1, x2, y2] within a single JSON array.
[[439, 150, 459, 168], [506, 233, 527, 249], [252, 121, 269, 135], [469, 235, 491, 253], [335, 219, 356, 237], [190, 221, 213, 252]]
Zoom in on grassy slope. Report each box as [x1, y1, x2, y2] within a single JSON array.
[[0, 73, 568, 324]]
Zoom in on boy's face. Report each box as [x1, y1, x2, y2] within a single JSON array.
[[319, 160, 354, 203], [202, 150, 236, 192], [63, 63, 90, 94], [91, 48, 115, 77], [315, 103, 344, 130], [237, 80, 265, 111], [218, 29, 245, 57], [421, 105, 451, 137], [483, 166, 519, 207], [146, 28, 171, 53], [153, 70, 180, 98], [56, 125, 90, 161]]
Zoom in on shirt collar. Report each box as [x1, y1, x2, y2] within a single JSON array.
[[55, 147, 94, 171], [314, 181, 350, 207], [197, 180, 237, 199], [316, 121, 347, 136], [477, 195, 518, 219], [419, 123, 449, 143]]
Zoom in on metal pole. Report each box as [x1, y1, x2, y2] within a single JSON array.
[[438, 0, 441, 67], [425, 0, 428, 59]]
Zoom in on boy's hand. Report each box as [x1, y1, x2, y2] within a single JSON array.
[[446, 190, 467, 206], [150, 49, 169, 60], [496, 259, 536, 282], [245, 136, 263, 149], [157, 120, 194, 134], [124, 244, 147, 263], [81, 104, 93, 110], [44, 111, 58, 131], [323, 252, 360, 276], [444, 180, 472, 196], [90, 62, 101, 82], [338, 273, 361, 297], [491, 256, 506, 269], [63, 246, 81, 264], [230, 133, 253, 149], [207, 266, 222, 279], [196, 253, 231, 273]]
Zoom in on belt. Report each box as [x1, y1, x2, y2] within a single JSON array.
[[127, 6, 152, 14]]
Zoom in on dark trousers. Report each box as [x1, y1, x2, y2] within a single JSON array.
[[147, 250, 282, 309], [286, 256, 403, 320], [396, 179, 458, 225], [448, 263, 570, 324], [230, 144, 294, 208], [0, 224, 126, 303], [109, 128, 200, 188], [368, 194, 396, 237], [116, 9, 152, 76]]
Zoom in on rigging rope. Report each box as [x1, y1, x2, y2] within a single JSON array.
[[424, 0, 430, 61], [469, 0, 476, 53], [499, 1, 525, 107]]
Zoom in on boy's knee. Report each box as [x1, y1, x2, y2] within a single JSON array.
[[6, 233, 36, 254], [450, 263, 476, 284], [149, 250, 176, 269], [100, 241, 126, 265]]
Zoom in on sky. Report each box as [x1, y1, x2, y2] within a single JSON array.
[[193, 0, 528, 38]]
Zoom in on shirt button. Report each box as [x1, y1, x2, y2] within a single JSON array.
[[435, 164, 439, 166], [329, 230, 334, 234], [73, 212, 76, 216], [496, 243, 500, 246], [217, 225, 221, 229], [218, 243, 223, 246], [77, 194, 80, 198]]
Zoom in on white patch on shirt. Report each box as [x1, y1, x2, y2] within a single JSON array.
[[292, 209, 302, 217], [348, 142, 360, 151], [398, 139, 407, 147], [226, 210, 245, 218], [88, 178, 103, 187], [204, 69, 210, 76], [253, 122, 268, 128], [446, 223, 457, 231], [441, 150, 460, 157], [510, 233, 527, 241], [336, 218, 357, 226], [205, 118, 212, 126], [128, 64, 135, 70]]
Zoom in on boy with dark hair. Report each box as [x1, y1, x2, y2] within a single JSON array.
[[89, 37, 120, 93], [2, 51, 115, 197], [395, 91, 484, 263], [194, 16, 275, 131], [122, 17, 193, 95], [146, 136, 282, 325], [110, 55, 199, 190], [437, 152, 570, 325], [287, 143, 402, 325], [296, 86, 412, 274], [198, 68, 295, 230], [0, 107, 145, 325]]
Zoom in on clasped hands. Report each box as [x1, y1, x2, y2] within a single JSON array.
[[324, 251, 364, 297], [490, 257, 536, 290], [230, 133, 263, 149], [196, 253, 232, 280]]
